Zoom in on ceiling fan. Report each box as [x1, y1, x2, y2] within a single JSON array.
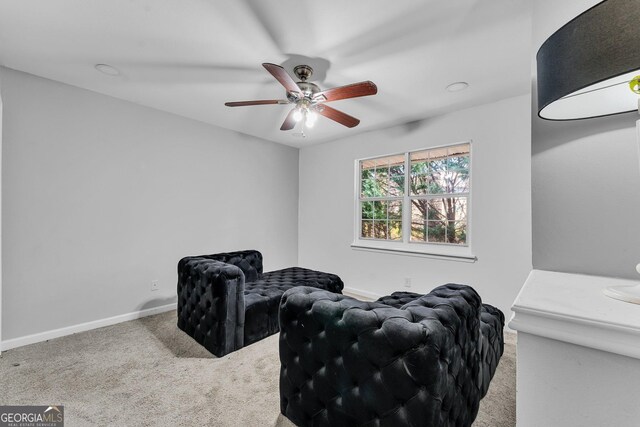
[[225, 63, 377, 131]]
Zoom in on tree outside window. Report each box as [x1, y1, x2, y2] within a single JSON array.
[[359, 143, 470, 246]]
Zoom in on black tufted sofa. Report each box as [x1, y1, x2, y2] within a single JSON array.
[[279, 284, 504, 427], [177, 250, 344, 357]]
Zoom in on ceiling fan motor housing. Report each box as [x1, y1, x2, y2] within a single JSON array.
[[289, 65, 319, 99], [296, 81, 320, 99]]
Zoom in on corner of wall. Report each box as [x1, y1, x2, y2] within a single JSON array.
[[296, 146, 302, 266]]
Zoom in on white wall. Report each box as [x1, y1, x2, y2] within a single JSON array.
[[0, 77, 3, 348], [517, 332, 640, 427], [0, 67, 299, 342], [298, 94, 532, 317], [532, 0, 640, 279]]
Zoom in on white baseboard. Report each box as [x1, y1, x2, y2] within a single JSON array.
[[0, 303, 177, 352], [343, 286, 382, 301]]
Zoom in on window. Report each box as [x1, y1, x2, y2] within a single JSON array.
[[359, 154, 405, 241], [355, 142, 471, 256]]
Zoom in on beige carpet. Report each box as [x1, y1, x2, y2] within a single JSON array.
[[0, 311, 516, 426]]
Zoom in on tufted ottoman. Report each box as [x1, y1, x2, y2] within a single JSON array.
[[279, 284, 504, 427], [177, 250, 343, 357]]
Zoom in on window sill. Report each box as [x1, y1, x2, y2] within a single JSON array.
[[350, 243, 477, 263]]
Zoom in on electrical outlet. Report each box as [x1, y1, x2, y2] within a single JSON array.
[[151, 280, 159, 292], [404, 277, 412, 288]]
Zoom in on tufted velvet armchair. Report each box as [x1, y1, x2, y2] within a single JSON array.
[[279, 284, 504, 427], [177, 250, 343, 357]]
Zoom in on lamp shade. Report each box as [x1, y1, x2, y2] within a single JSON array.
[[537, 0, 640, 120]]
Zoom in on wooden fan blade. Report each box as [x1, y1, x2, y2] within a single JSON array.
[[314, 81, 377, 103], [262, 63, 301, 95], [225, 100, 287, 107], [280, 108, 297, 131], [316, 105, 360, 128]]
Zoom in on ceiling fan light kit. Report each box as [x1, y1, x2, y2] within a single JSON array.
[[225, 62, 377, 131]]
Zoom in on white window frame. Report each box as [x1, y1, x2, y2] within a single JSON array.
[[351, 140, 476, 262]]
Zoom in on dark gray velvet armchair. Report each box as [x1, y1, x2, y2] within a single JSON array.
[[279, 284, 504, 427], [177, 250, 344, 357]]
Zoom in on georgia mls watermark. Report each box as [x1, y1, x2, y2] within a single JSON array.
[[0, 406, 64, 427]]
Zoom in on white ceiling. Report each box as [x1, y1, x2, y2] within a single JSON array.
[[0, 0, 532, 147]]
